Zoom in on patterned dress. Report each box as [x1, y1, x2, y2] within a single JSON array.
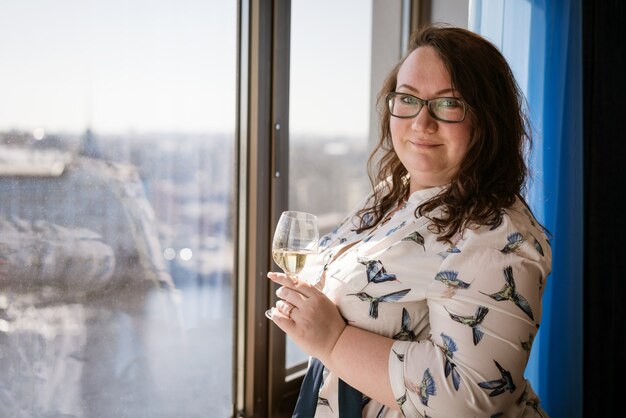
[[298, 185, 551, 418]]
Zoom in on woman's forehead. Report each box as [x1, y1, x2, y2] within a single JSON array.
[[396, 47, 453, 95]]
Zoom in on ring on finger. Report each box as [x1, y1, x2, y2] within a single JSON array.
[[278, 301, 294, 317]]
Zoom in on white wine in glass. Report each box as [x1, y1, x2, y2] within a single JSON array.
[[266, 211, 319, 319]]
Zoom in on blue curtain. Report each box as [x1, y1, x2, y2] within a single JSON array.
[[469, 0, 583, 416]]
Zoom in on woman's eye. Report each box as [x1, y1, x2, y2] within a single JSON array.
[[399, 95, 418, 105], [439, 98, 462, 108]]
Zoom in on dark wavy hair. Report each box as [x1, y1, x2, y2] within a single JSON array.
[[355, 25, 532, 243]]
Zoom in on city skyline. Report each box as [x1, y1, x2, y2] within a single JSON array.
[[0, 0, 372, 138]]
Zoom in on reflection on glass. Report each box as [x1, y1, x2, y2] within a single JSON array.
[[287, 0, 373, 369], [0, 1, 236, 416]]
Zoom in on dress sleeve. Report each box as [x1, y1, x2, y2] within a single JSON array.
[[388, 213, 551, 417]]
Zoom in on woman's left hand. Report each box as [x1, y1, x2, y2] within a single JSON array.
[[267, 272, 347, 364]]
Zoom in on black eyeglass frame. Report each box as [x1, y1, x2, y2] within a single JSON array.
[[385, 91, 469, 123]]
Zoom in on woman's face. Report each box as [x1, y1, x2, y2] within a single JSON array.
[[390, 46, 472, 193]]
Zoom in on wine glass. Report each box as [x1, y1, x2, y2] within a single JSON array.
[[265, 211, 319, 319]]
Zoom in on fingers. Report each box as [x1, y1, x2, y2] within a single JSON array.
[[275, 286, 307, 309], [276, 299, 296, 317], [267, 272, 317, 298]]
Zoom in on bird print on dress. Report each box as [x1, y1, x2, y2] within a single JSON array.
[[347, 289, 411, 319], [531, 235, 544, 256], [446, 305, 489, 345], [362, 212, 375, 228], [358, 259, 399, 284], [318, 397, 333, 412], [392, 349, 405, 362], [438, 246, 461, 259], [402, 230, 426, 250], [375, 405, 385, 418], [520, 333, 534, 353], [434, 270, 471, 297], [500, 232, 525, 254], [396, 392, 407, 409], [478, 360, 516, 396], [386, 221, 407, 236], [319, 235, 331, 248], [393, 308, 417, 341], [440, 333, 461, 391], [523, 208, 537, 227], [405, 368, 436, 406], [480, 266, 534, 320], [518, 390, 542, 414]]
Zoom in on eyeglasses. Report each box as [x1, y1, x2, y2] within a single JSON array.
[[386, 92, 468, 123]]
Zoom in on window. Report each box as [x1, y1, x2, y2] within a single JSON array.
[[0, 1, 237, 416], [287, 0, 374, 368]]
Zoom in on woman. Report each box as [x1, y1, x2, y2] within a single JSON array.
[[267, 25, 551, 417]]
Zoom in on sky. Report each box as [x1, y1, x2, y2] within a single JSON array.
[[0, 0, 372, 138]]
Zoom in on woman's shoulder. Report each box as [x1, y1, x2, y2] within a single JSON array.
[[456, 198, 552, 268]]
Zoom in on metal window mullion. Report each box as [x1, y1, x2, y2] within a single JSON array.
[[236, 0, 275, 417], [269, 1, 295, 416]]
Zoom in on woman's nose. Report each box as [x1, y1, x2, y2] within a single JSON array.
[[411, 105, 437, 132]]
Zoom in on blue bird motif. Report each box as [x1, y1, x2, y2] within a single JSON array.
[[319, 235, 331, 247], [362, 212, 375, 228], [321, 250, 334, 271], [438, 246, 461, 259], [405, 368, 436, 406], [446, 305, 489, 345], [520, 333, 534, 353], [525, 398, 541, 412], [396, 392, 407, 408], [434, 270, 471, 297], [402, 230, 426, 250], [393, 308, 417, 341], [386, 221, 407, 236], [359, 259, 399, 284], [348, 289, 411, 319], [531, 235, 544, 256], [500, 232, 525, 254], [392, 349, 405, 362], [478, 360, 516, 396], [441, 333, 461, 390], [480, 266, 534, 320]]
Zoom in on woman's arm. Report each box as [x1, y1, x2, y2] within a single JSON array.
[[268, 272, 400, 410]]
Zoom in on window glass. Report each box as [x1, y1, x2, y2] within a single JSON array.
[[288, 0, 373, 368], [0, 1, 236, 416]]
